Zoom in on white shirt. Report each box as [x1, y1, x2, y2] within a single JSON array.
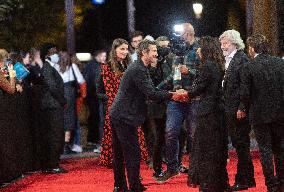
[[48, 60, 85, 84], [225, 49, 237, 70], [222, 49, 237, 87], [131, 52, 138, 62]]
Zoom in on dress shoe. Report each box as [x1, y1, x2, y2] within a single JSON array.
[[247, 179, 256, 188], [156, 170, 180, 183], [187, 176, 199, 188], [267, 186, 281, 192], [129, 185, 147, 192], [42, 167, 68, 174], [230, 183, 249, 191], [113, 186, 128, 192], [280, 184, 284, 192]]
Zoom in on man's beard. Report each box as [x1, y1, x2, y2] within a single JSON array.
[[222, 50, 230, 57]]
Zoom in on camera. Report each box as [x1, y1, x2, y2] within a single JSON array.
[[157, 46, 171, 63], [170, 35, 189, 65], [170, 35, 188, 57]]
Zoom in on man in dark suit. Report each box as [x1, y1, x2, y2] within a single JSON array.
[[83, 56, 100, 145], [219, 30, 255, 191], [240, 34, 284, 192], [109, 40, 183, 192], [34, 44, 67, 173]]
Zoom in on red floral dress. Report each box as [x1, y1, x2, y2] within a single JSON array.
[[99, 64, 148, 167]]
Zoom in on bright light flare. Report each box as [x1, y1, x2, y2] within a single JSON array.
[[193, 3, 203, 18], [76, 53, 92, 62], [174, 24, 184, 33]]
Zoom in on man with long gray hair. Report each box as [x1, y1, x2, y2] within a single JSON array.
[[219, 30, 255, 191]]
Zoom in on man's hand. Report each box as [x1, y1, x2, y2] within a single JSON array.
[[236, 110, 246, 120], [171, 89, 189, 102], [179, 65, 189, 75]]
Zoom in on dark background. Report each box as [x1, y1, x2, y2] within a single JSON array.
[[76, 0, 229, 52]]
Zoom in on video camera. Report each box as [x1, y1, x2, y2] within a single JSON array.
[[169, 24, 190, 65]]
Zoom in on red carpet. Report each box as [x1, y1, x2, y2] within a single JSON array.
[[1, 151, 266, 192]]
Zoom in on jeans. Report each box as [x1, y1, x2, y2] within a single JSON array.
[[73, 120, 81, 146], [165, 100, 198, 172], [184, 100, 198, 153]]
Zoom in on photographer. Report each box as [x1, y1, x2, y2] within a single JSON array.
[[157, 23, 200, 183], [146, 36, 172, 179]]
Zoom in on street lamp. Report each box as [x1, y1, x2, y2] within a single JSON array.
[[193, 3, 203, 19], [91, 0, 105, 5]]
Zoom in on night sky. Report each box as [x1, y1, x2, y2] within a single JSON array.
[[76, 0, 228, 52]]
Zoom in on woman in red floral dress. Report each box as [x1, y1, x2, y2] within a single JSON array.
[[97, 38, 148, 167]]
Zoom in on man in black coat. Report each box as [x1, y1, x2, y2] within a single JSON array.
[[219, 30, 255, 191], [33, 45, 67, 173], [240, 34, 284, 192], [83, 57, 101, 145], [109, 40, 182, 192]]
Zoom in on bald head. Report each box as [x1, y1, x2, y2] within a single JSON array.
[[181, 23, 195, 44], [182, 23, 195, 34]]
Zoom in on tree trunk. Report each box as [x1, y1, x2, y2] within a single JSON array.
[[127, 0, 135, 38], [65, 0, 75, 54]]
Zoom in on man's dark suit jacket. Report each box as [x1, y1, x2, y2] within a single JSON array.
[[110, 59, 172, 127], [189, 60, 223, 116], [240, 54, 284, 125], [223, 50, 249, 116], [83, 60, 101, 101], [40, 61, 66, 109]]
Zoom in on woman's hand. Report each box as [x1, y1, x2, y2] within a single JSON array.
[[16, 84, 23, 93], [8, 65, 16, 78]]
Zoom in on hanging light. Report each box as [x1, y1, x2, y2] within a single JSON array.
[[193, 3, 203, 19]]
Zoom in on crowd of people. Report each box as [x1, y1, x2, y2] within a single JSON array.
[[0, 22, 283, 192]]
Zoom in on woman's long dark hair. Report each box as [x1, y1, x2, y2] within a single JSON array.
[[9, 51, 22, 65], [108, 38, 130, 77], [198, 36, 225, 73]]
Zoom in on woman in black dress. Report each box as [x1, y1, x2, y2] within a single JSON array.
[[187, 36, 228, 192]]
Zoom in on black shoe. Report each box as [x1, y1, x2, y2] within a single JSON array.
[[153, 169, 165, 179], [113, 186, 128, 192], [280, 184, 284, 192], [247, 180, 256, 188], [63, 144, 73, 155], [43, 167, 68, 174], [179, 164, 188, 173], [187, 177, 198, 188], [156, 170, 180, 183], [223, 183, 232, 192], [267, 186, 281, 192], [230, 183, 249, 191], [129, 183, 147, 192]]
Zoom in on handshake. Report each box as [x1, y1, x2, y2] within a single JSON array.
[[171, 89, 189, 102]]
